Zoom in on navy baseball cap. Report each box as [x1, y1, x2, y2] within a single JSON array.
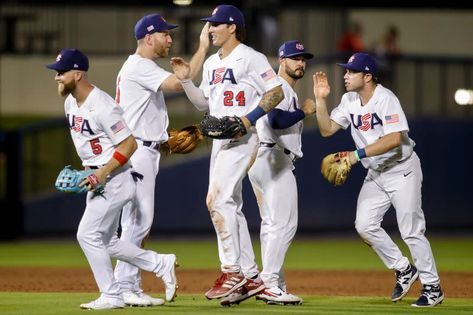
[[134, 14, 178, 40], [279, 40, 314, 59], [201, 5, 245, 27], [337, 52, 378, 77], [46, 48, 89, 71]]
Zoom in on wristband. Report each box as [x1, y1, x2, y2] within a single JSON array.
[[245, 106, 266, 126], [355, 148, 367, 161], [113, 151, 128, 166]]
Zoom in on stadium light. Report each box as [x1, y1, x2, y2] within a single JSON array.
[[173, 0, 193, 5], [454, 89, 473, 106]]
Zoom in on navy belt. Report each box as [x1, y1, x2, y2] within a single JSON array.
[[260, 142, 292, 155], [140, 140, 160, 150]]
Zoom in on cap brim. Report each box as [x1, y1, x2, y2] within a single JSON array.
[[201, 16, 224, 23], [337, 63, 362, 72], [164, 23, 178, 30], [283, 52, 314, 59], [46, 63, 64, 71], [200, 17, 242, 26]]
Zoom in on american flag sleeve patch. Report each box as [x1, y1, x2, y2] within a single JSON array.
[[260, 69, 276, 81], [385, 114, 399, 124], [111, 120, 125, 134]]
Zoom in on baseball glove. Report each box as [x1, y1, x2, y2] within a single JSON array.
[[160, 125, 204, 154], [321, 151, 352, 186], [200, 113, 247, 139], [55, 165, 104, 194]]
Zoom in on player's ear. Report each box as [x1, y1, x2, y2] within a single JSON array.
[[74, 70, 86, 81], [228, 23, 237, 34]]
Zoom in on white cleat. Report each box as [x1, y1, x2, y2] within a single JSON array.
[[256, 286, 303, 305], [159, 254, 178, 302], [138, 292, 165, 306], [80, 296, 125, 310], [123, 291, 152, 307]]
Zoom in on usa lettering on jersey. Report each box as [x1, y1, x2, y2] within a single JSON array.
[[210, 67, 236, 85], [350, 112, 383, 131], [67, 114, 95, 135]]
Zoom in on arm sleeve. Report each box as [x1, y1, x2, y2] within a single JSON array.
[[99, 104, 132, 145], [181, 79, 209, 111], [268, 108, 305, 129], [247, 52, 282, 95], [330, 94, 352, 130], [132, 59, 171, 92], [379, 95, 409, 134]]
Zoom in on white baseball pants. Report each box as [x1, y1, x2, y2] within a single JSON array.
[[355, 152, 440, 285], [76, 166, 168, 305], [114, 144, 161, 293], [248, 145, 298, 289], [207, 131, 259, 277]]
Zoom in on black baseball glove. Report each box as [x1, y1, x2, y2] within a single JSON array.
[[200, 113, 247, 139]]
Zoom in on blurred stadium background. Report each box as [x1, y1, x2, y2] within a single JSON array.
[[1, 0, 472, 240]]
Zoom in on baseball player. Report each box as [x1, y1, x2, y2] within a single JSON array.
[[113, 14, 209, 306], [46, 48, 177, 310], [245, 40, 315, 306], [312, 52, 443, 307], [170, 4, 284, 303]]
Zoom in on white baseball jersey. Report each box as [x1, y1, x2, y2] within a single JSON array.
[[115, 54, 171, 142], [249, 76, 303, 289], [65, 86, 131, 167], [114, 53, 172, 293], [203, 44, 281, 277], [330, 84, 415, 171], [65, 86, 173, 306], [200, 43, 282, 117], [256, 78, 303, 158], [333, 84, 441, 285]]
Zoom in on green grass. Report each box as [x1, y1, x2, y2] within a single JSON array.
[[0, 293, 471, 315], [1, 238, 472, 314], [1, 237, 473, 271]]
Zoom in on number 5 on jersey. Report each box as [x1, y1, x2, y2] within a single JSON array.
[[90, 138, 102, 154]]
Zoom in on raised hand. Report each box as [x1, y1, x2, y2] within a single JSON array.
[[313, 71, 331, 100], [170, 57, 191, 80], [199, 22, 210, 53]]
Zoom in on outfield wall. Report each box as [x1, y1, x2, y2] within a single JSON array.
[[23, 118, 473, 236]]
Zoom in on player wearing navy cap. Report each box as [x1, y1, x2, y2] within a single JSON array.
[[313, 52, 443, 307], [170, 4, 285, 304], [46, 48, 177, 310], [239, 40, 315, 306], [113, 13, 210, 306]]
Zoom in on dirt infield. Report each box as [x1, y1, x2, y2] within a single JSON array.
[[1, 267, 472, 298]]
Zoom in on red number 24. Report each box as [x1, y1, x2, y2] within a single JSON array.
[[223, 91, 246, 106]]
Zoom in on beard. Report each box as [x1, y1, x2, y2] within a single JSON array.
[[58, 81, 75, 97], [287, 68, 305, 80]]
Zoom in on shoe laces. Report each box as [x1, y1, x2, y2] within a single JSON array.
[[395, 265, 412, 283], [421, 285, 440, 298], [213, 273, 227, 286], [214, 272, 240, 285]]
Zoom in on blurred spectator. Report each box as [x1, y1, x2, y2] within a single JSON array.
[[373, 25, 402, 88], [375, 25, 401, 57], [336, 21, 365, 53], [246, 0, 280, 55]]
